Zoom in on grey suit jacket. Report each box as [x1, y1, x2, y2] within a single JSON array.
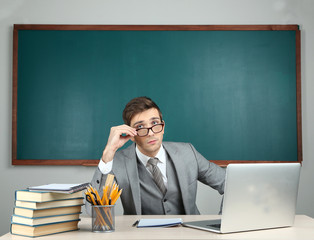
[[87, 142, 225, 215]]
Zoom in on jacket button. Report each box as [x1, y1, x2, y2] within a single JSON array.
[[96, 180, 100, 184]]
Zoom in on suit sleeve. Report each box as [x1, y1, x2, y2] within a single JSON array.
[[190, 144, 226, 195], [85, 166, 113, 216]]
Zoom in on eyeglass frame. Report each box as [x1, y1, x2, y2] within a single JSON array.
[[135, 122, 165, 137]]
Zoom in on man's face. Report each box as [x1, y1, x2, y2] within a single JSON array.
[[130, 108, 164, 157]]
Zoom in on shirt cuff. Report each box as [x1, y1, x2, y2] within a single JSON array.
[[98, 158, 113, 175]]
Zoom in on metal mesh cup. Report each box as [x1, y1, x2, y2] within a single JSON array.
[[92, 205, 115, 232]]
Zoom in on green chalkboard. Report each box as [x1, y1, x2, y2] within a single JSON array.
[[12, 25, 302, 166]]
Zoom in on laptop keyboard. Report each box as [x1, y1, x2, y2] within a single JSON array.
[[206, 224, 221, 229]]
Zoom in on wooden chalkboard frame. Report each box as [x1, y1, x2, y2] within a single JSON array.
[[12, 24, 302, 166]]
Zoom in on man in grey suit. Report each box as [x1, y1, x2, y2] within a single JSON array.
[[87, 96, 225, 215]]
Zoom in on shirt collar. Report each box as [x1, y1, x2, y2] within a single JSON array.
[[135, 144, 166, 166]]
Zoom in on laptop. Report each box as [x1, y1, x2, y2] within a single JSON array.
[[182, 163, 301, 234]]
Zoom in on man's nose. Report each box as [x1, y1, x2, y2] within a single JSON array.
[[148, 128, 155, 136]]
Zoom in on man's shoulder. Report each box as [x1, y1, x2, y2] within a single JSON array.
[[115, 143, 136, 159], [163, 141, 190, 146], [163, 141, 194, 151]]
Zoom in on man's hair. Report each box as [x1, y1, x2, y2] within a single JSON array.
[[122, 96, 163, 126]]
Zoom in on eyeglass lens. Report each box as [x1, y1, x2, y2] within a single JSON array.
[[137, 124, 163, 137]]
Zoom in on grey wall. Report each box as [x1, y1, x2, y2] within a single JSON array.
[[1, 0, 313, 236]]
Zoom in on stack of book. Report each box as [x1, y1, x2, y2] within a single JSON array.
[[10, 183, 88, 237]]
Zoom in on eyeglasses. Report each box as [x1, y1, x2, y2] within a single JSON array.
[[136, 123, 164, 137]]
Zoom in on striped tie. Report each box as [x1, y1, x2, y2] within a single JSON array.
[[146, 158, 167, 195]]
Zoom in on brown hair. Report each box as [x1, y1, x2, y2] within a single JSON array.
[[122, 97, 163, 126]]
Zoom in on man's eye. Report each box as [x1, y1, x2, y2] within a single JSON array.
[[152, 121, 159, 125], [136, 125, 144, 129]]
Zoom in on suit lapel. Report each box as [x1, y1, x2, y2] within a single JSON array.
[[123, 143, 142, 214], [163, 143, 190, 214]]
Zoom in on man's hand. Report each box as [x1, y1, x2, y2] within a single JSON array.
[[101, 125, 137, 163]]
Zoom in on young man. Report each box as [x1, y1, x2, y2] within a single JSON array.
[[86, 97, 225, 215]]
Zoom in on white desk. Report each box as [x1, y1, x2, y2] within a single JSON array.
[[2, 215, 314, 239]]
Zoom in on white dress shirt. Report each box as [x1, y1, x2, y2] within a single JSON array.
[[98, 145, 168, 185]]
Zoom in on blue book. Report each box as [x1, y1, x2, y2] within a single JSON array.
[[11, 212, 81, 226], [137, 218, 183, 228]]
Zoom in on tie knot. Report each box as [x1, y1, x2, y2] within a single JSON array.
[[147, 157, 159, 167]]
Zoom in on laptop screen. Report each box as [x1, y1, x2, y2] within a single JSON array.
[[220, 163, 301, 233], [182, 163, 301, 234]]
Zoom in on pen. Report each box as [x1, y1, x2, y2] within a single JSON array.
[[132, 220, 139, 227]]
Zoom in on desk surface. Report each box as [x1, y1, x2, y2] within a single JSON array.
[[2, 215, 314, 239]]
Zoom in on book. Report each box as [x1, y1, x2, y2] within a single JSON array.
[[11, 213, 80, 226], [14, 205, 82, 218], [15, 189, 84, 202], [137, 218, 183, 228], [28, 183, 90, 194], [15, 198, 84, 209], [11, 220, 80, 237]]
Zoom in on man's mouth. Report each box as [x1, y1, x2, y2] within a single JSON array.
[[147, 139, 157, 144]]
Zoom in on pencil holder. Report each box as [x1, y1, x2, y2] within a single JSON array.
[[92, 205, 115, 232]]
